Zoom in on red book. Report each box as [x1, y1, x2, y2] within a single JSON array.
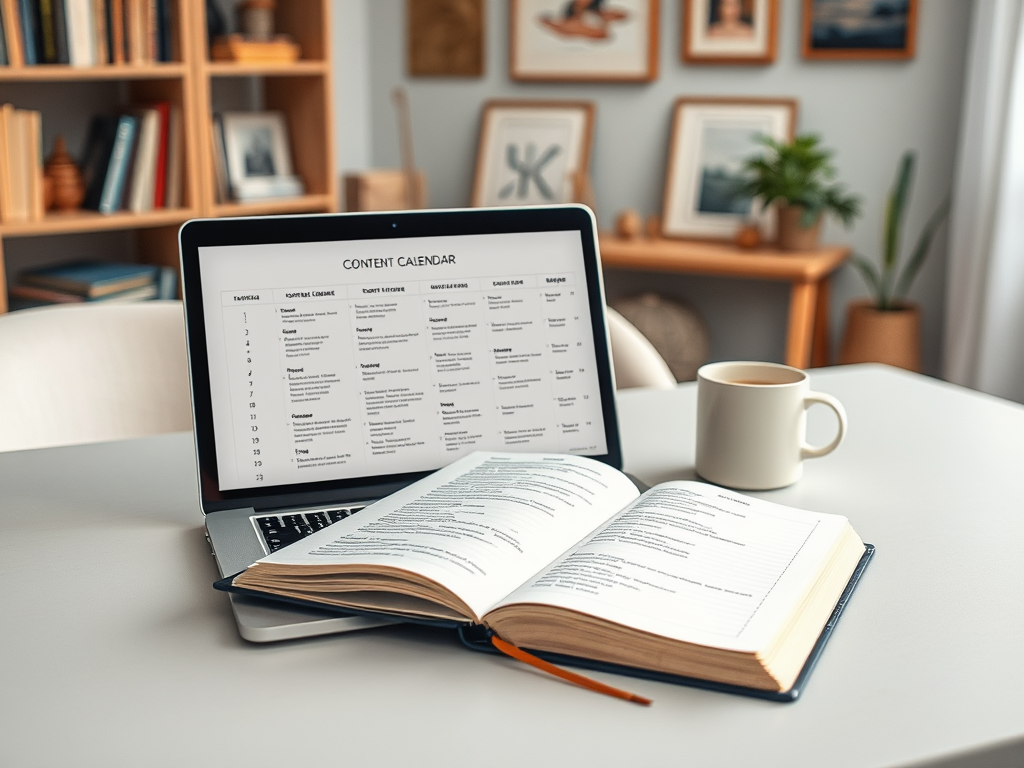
[[151, 101, 170, 209]]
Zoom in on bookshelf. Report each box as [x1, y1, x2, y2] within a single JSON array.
[[0, 0, 337, 312]]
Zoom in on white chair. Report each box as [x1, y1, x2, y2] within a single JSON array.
[[605, 306, 677, 390], [0, 301, 192, 452]]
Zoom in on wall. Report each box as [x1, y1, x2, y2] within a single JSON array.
[[352, 0, 972, 374]]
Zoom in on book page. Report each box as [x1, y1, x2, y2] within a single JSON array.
[[252, 452, 639, 620], [490, 482, 854, 652]]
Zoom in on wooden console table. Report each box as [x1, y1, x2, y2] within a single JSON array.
[[598, 234, 851, 369]]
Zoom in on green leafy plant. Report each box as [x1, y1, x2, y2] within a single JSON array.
[[742, 134, 861, 228], [850, 152, 950, 310]]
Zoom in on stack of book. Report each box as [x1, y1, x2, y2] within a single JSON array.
[[81, 100, 182, 214], [0, 103, 44, 222], [8, 260, 177, 309], [0, 0, 174, 67]]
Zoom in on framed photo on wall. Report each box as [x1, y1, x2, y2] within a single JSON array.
[[472, 100, 595, 207], [802, 0, 917, 60], [509, 0, 659, 82], [682, 0, 778, 64], [662, 97, 796, 240]]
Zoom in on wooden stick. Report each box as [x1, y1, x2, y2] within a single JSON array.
[[390, 86, 419, 209]]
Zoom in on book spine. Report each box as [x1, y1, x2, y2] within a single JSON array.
[[98, 114, 135, 214], [0, 4, 9, 64], [51, 0, 68, 63], [65, 0, 94, 66], [154, 0, 166, 61], [27, 109, 43, 220], [0, 105, 12, 221], [151, 100, 168, 208], [156, 265, 176, 299], [38, 0, 55, 63], [17, 0, 36, 64], [142, 0, 152, 62], [127, 108, 156, 212], [108, 0, 120, 62], [163, 104, 181, 208], [10, 107, 28, 219], [2, 0, 25, 65], [90, 0, 104, 63]]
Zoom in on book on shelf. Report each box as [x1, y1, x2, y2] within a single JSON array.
[[20, 259, 158, 296], [10, 279, 156, 304], [0, 0, 171, 66], [125, 105, 158, 212], [221, 452, 872, 701], [0, 103, 44, 222], [0, 3, 9, 64]]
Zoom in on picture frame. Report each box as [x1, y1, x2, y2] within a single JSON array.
[[661, 97, 797, 240], [219, 111, 303, 201], [801, 0, 917, 61], [509, 0, 659, 82], [407, 0, 485, 77], [682, 0, 778, 65], [472, 100, 596, 208]]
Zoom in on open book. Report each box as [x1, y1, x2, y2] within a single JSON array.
[[224, 452, 870, 698]]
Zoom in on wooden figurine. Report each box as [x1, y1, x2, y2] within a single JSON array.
[[44, 136, 85, 211], [615, 209, 643, 239]]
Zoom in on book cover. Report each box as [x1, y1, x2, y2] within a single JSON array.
[[0, 104, 13, 222], [150, 100, 169, 208], [126, 106, 158, 212], [2, 0, 25, 65], [51, 0, 68, 63], [154, 0, 167, 61], [108, 0, 121, 63], [163, 104, 181, 208], [38, 0, 55, 63], [17, 0, 37, 64], [0, 4, 9, 64], [65, 0, 96, 66], [98, 113, 136, 213], [21, 260, 158, 297], [90, 0, 105, 62], [80, 114, 117, 210], [26, 109, 43, 220]]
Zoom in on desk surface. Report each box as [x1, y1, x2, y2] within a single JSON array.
[[1, 365, 1022, 768]]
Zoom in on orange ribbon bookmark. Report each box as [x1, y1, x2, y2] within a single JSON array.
[[490, 634, 652, 706]]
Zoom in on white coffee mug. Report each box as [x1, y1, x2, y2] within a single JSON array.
[[695, 361, 847, 490]]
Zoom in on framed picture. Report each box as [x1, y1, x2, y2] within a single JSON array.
[[509, 0, 659, 82], [802, 0, 917, 60], [472, 100, 595, 208], [661, 97, 797, 240], [682, 0, 778, 64], [407, 0, 485, 77], [219, 111, 303, 201]]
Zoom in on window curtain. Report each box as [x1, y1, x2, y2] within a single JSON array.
[[944, 0, 1024, 403]]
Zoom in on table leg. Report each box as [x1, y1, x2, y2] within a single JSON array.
[[785, 281, 818, 369], [811, 277, 831, 368]]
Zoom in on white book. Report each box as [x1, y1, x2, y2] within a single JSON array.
[[65, 0, 97, 67], [127, 107, 159, 213]]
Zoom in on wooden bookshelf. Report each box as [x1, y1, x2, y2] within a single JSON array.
[[0, 0, 337, 312]]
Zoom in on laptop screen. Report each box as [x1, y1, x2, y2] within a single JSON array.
[[181, 207, 620, 510]]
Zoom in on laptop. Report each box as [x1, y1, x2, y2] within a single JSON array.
[[179, 205, 623, 642]]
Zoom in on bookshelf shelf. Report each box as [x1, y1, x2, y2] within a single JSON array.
[[0, 63, 189, 82], [204, 61, 328, 77], [0, 0, 337, 313], [0, 208, 197, 237]]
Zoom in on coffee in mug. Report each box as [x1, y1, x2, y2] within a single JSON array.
[[695, 361, 847, 490]]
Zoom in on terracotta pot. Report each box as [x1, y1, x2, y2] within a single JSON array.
[[776, 205, 822, 251], [839, 299, 921, 372]]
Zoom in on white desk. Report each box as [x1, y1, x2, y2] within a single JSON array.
[[1, 365, 1022, 768]]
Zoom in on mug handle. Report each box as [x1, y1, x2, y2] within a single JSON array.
[[800, 392, 848, 459]]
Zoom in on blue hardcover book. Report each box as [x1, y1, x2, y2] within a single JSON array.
[[211, 462, 874, 703], [21, 260, 158, 297], [98, 114, 137, 214], [18, 0, 36, 64]]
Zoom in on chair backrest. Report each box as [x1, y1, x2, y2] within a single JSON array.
[[0, 301, 192, 452], [605, 306, 677, 390]]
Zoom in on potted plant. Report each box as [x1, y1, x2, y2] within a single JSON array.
[[839, 152, 949, 372], [743, 134, 861, 250]]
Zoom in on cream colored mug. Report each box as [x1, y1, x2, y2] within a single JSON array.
[[695, 361, 847, 490]]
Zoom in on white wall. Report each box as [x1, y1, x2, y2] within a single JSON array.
[[343, 0, 972, 374]]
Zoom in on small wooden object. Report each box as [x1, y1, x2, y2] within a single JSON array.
[[44, 136, 86, 211], [345, 171, 427, 212], [238, 0, 275, 41], [211, 34, 300, 63], [615, 209, 643, 239], [736, 223, 762, 249]]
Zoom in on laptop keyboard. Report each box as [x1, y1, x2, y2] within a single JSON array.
[[252, 506, 365, 553]]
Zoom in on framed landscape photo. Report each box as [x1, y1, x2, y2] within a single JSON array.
[[472, 100, 595, 208], [802, 0, 917, 60], [509, 0, 659, 82], [682, 0, 778, 65], [662, 97, 796, 240]]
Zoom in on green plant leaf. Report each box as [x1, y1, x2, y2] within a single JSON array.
[[893, 197, 951, 302], [883, 153, 914, 275], [850, 252, 884, 307]]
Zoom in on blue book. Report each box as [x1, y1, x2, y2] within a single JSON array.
[[18, 0, 37, 64], [99, 114, 137, 214], [21, 261, 159, 298]]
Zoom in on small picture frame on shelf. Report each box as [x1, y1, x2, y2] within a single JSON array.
[[471, 100, 595, 207], [662, 97, 796, 240], [509, 0, 659, 82], [682, 0, 778, 65], [801, 0, 917, 60], [219, 111, 304, 202]]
